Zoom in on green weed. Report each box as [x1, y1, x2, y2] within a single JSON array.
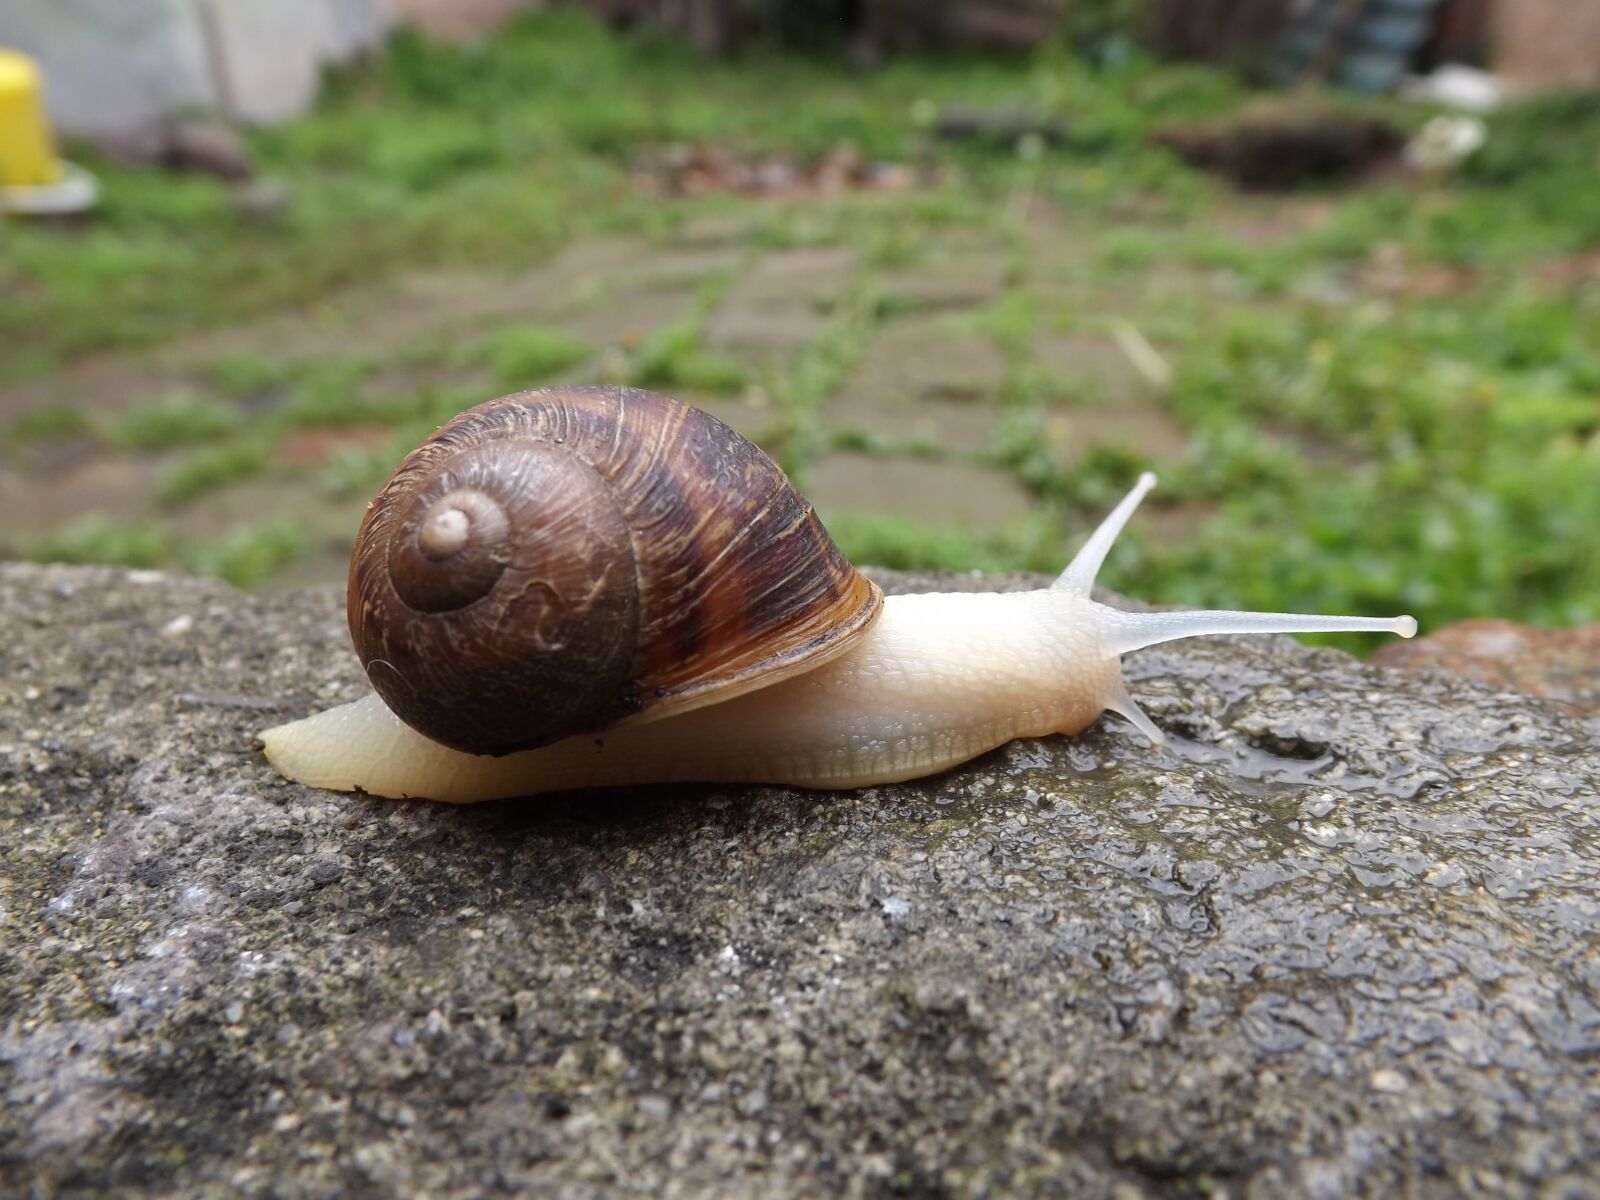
[[824, 509, 1064, 575], [484, 326, 592, 389], [181, 520, 307, 587], [157, 440, 269, 507], [7, 405, 91, 442], [278, 361, 395, 427], [16, 516, 175, 569], [630, 323, 748, 394], [209, 354, 298, 400], [108, 393, 240, 451]]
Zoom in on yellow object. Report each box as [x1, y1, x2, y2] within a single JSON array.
[[0, 49, 61, 188]]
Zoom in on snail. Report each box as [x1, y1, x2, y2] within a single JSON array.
[[260, 386, 1416, 804]]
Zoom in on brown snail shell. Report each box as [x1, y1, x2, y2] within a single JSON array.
[[347, 386, 883, 755]]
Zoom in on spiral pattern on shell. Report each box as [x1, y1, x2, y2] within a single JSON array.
[[347, 386, 882, 755]]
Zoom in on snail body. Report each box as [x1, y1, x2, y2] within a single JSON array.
[[261, 388, 1416, 804]]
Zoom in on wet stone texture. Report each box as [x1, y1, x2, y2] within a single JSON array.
[[2, 562, 1598, 1199], [1370, 619, 1600, 720]]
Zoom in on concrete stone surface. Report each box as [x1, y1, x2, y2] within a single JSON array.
[[1, 563, 1597, 1198], [1371, 618, 1600, 719]]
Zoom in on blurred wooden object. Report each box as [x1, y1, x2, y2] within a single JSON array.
[[949, 0, 1071, 50], [1490, 0, 1600, 91], [587, 0, 1071, 54], [587, 0, 745, 52], [383, 0, 546, 42], [1149, 0, 1295, 62], [1423, 0, 1490, 67], [1300, 0, 1370, 84], [1154, 101, 1402, 189]]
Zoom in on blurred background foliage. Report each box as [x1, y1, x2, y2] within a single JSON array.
[[1, 4, 1596, 646]]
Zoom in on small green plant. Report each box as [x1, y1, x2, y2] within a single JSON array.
[[484, 325, 592, 389], [278, 361, 396, 428], [108, 393, 240, 451], [827, 425, 902, 457], [988, 405, 1155, 506], [157, 440, 269, 507], [208, 354, 298, 400], [823, 509, 1064, 575], [16, 516, 175, 569], [7, 404, 90, 442], [631, 323, 748, 394], [321, 443, 396, 500], [964, 292, 1038, 362], [182, 520, 307, 587], [319, 421, 434, 499]]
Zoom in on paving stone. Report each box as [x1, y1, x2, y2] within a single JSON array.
[[1026, 333, 1191, 468], [832, 316, 1008, 409], [4, 457, 158, 547], [612, 245, 746, 293], [1033, 333, 1150, 399], [555, 286, 700, 354], [668, 213, 762, 248], [878, 255, 1008, 314], [1037, 402, 1191, 469], [824, 393, 997, 454], [704, 247, 855, 358], [0, 240, 736, 432], [0, 355, 177, 425], [1015, 217, 1103, 276], [805, 452, 1034, 530], [1052, 261, 1218, 315], [272, 425, 396, 471]]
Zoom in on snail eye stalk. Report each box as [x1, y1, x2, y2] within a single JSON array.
[[1102, 608, 1417, 659], [1054, 472, 1157, 597], [1056, 472, 1416, 748]]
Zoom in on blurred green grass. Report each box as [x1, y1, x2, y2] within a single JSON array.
[[1, 8, 1596, 634]]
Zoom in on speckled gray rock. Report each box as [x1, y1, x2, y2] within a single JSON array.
[[1, 563, 1596, 1199]]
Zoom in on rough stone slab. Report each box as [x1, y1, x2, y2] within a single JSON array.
[[1, 563, 1597, 1198], [1372, 618, 1600, 718]]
